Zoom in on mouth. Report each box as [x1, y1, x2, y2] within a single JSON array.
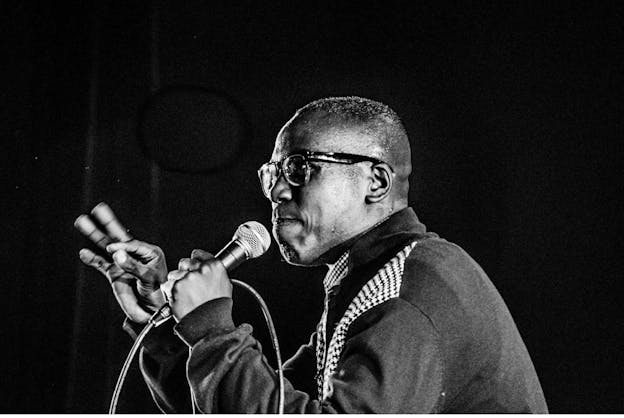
[[272, 217, 301, 225]]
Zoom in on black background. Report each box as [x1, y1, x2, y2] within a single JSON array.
[[2, 1, 622, 413]]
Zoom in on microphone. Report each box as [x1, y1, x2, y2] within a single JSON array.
[[215, 221, 272, 270], [152, 221, 271, 325]]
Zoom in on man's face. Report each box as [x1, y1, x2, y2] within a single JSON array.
[[267, 115, 369, 266]]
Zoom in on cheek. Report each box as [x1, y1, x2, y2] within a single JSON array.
[[305, 182, 360, 236]]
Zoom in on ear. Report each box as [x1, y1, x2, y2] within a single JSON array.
[[365, 163, 393, 203]]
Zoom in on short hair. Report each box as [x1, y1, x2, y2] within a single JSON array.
[[293, 97, 411, 181], [294, 96, 407, 140]]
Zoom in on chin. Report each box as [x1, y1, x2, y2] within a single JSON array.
[[278, 242, 324, 267], [278, 243, 301, 265], [274, 225, 326, 266]]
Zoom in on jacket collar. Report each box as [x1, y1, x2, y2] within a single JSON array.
[[321, 207, 435, 337], [346, 207, 431, 274]]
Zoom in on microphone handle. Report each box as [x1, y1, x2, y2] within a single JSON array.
[[150, 239, 249, 326], [215, 239, 249, 271]]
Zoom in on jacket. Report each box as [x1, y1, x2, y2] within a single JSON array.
[[125, 207, 548, 413]]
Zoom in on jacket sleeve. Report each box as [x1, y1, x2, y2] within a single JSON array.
[[172, 296, 445, 413], [123, 304, 322, 412], [123, 318, 194, 413]]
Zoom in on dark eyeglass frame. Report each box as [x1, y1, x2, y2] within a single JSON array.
[[257, 151, 389, 198]]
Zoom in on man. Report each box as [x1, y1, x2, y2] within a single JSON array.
[[77, 97, 548, 413]]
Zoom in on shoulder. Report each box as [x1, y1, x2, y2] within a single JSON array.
[[398, 237, 512, 341], [400, 236, 495, 298]]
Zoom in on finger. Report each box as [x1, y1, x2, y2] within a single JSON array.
[[111, 249, 149, 279], [167, 269, 188, 282], [79, 248, 112, 276], [160, 279, 176, 303], [106, 241, 158, 260], [190, 249, 215, 262], [200, 258, 228, 276], [178, 257, 202, 271], [74, 215, 112, 250], [91, 202, 133, 242], [111, 280, 152, 323]]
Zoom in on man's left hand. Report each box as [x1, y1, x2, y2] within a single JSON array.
[[162, 250, 233, 321]]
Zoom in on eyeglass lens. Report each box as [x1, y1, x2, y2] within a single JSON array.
[[260, 155, 310, 197], [283, 155, 308, 186]]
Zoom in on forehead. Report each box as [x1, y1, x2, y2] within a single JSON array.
[[271, 113, 378, 160]]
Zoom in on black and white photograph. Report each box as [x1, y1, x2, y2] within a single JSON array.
[[2, 1, 621, 413]]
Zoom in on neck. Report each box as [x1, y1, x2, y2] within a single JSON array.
[[319, 211, 396, 267]]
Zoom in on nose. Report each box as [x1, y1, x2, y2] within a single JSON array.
[[270, 172, 293, 203]]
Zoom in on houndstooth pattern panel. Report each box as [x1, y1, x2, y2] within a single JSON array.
[[319, 241, 418, 400], [315, 251, 350, 399]]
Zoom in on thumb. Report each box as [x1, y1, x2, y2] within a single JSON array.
[[111, 280, 152, 324]]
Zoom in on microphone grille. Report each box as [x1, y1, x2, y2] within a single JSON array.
[[234, 221, 271, 259]]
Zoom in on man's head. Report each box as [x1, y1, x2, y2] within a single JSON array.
[[259, 96, 412, 266]]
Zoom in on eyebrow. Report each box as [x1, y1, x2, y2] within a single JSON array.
[[288, 148, 311, 155], [269, 149, 311, 162]]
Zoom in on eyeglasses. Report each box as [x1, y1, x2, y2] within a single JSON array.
[[257, 151, 387, 198]]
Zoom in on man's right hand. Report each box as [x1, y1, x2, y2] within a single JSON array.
[[75, 202, 167, 324]]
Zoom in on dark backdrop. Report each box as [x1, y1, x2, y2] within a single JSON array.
[[2, 1, 622, 413]]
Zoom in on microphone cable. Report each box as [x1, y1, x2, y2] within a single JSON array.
[[232, 279, 285, 414], [108, 279, 285, 414], [108, 320, 154, 414]]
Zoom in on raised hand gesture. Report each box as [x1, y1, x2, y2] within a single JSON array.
[[74, 202, 167, 323]]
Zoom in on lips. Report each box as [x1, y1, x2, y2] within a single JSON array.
[[272, 210, 302, 244], [272, 208, 300, 225], [272, 217, 300, 225]]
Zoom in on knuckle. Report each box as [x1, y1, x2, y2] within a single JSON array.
[[171, 282, 181, 296], [202, 259, 224, 275], [160, 281, 171, 294], [100, 264, 113, 277], [191, 249, 213, 259], [118, 262, 135, 274], [202, 259, 217, 269], [179, 272, 192, 284], [91, 258, 103, 270]]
